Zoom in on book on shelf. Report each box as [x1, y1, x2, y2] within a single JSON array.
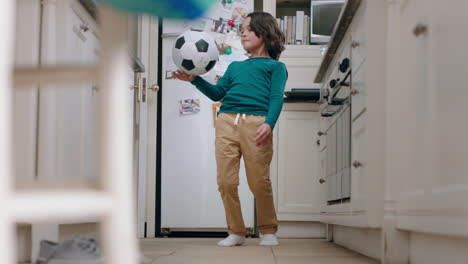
[[295, 11, 304, 45], [277, 11, 310, 45]]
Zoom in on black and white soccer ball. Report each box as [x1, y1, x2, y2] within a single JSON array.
[[172, 31, 219, 76]]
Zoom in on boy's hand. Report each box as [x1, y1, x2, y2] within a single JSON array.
[[172, 70, 195, 82], [256, 123, 272, 146]]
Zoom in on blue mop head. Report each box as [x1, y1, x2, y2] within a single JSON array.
[[100, 0, 216, 19]]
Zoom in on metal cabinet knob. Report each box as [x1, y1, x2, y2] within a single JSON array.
[[350, 89, 359, 96], [319, 178, 326, 184], [413, 23, 428, 37], [80, 24, 89, 32], [351, 41, 360, 48], [318, 131, 326, 136], [316, 139, 321, 146], [352, 160, 363, 168], [149, 84, 160, 92]]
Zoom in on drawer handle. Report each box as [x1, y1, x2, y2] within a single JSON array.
[[350, 89, 359, 96], [316, 139, 321, 146], [318, 131, 327, 136], [413, 23, 428, 37], [351, 41, 360, 48], [352, 160, 363, 168], [319, 178, 326, 184]]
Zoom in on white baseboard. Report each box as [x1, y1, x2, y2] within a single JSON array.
[[332, 225, 381, 260], [276, 221, 326, 238], [409, 232, 468, 264]]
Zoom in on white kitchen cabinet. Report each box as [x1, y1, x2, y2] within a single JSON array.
[[34, 0, 100, 185], [279, 45, 323, 92], [13, 0, 100, 185], [272, 110, 321, 221], [350, 60, 367, 121], [318, 148, 327, 210], [350, 111, 368, 212], [54, 2, 100, 182], [387, 0, 468, 237], [349, 5, 367, 74], [14, 0, 102, 261], [317, 0, 386, 228]]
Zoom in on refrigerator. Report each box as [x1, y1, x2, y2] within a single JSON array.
[[160, 0, 255, 232]]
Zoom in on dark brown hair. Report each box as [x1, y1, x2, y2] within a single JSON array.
[[246, 12, 285, 60]]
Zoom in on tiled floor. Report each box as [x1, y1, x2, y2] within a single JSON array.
[[139, 238, 379, 264]]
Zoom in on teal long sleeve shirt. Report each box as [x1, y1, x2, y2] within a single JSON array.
[[190, 57, 288, 129]]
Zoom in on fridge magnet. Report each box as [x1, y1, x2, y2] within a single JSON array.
[[165, 56, 178, 79], [215, 39, 233, 55], [211, 17, 233, 34], [165, 70, 174, 79], [185, 18, 207, 31], [179, 98, 201, 115], [233, 7, 248, 19], [221, 0, 233, 11]]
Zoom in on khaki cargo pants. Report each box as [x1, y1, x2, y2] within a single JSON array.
[[215, 112, 278, 236]]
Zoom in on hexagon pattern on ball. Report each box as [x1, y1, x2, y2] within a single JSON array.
[[172, 30, 219, 76]]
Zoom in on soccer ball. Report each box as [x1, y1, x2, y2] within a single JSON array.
[[172, 30, 219, 76]]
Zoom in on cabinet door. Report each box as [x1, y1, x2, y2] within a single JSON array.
[[328, 122, 338, 201], [393, 0, 468, 236], [55, 8, 98, 182], [341, 106, 351, 199], [350, 3, 367, 73], [319, 148, 327, 210], [351, 111, 367, 212], [37, 3, 102, 184], [276, 111, 321, 221]]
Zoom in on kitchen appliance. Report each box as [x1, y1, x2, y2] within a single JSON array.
[[310, 0, 345, 43], [318, 47, 351, 204], [159, 0, 255, 235]]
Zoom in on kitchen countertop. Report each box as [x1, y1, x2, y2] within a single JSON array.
[[314, 0, 362, 83], [283, 102, 319, 112]]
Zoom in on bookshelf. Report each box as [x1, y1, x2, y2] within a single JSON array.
[[257, 0, 318, 47]]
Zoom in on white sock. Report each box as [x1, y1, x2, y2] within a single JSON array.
[[217, 234, 245, 247], [260, 234, 279, 246]]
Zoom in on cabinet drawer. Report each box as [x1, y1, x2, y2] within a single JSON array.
[[351, 64, 367, 121]]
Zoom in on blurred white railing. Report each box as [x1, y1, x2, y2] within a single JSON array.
[[0, 2, 138, 264]]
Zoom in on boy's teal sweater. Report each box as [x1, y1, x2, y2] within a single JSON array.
[[190, 57, 288, 129]]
